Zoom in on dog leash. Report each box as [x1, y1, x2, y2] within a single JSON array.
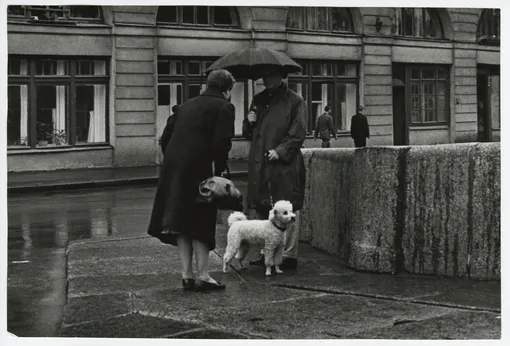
[[264, 152, 274, 208]]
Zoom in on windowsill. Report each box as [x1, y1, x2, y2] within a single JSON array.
[[409, 124, 449, 131], [8, 144, 113, 155], [392, 36, 451, 43], [286, 29, 359, 37], [7, 19, 112, 28], [157, 24, 247, 32]]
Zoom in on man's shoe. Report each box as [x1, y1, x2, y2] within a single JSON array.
[[279, 257, 297, 270], [182, 279, 195, 291], [249, 254, 265, 267]]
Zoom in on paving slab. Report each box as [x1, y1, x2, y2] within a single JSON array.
[[59, 313, 202, 338], [62, 293, 132, 325], [168, 328, 252, 339], [347, 310, 501, 339], [132, 279, 320, 323], [413, 279, 501, 311], [186, 293, 456, 339], [68, 273, 182, 298]]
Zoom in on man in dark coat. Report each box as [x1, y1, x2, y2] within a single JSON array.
[[159, 104, 180, 153], [350, 105, 370, 148], [242, 67, 307, 270], [148, 69, 235, 291], [314, 105, 337, 148]]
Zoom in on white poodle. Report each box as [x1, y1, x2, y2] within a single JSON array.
[[223, 200, 296, 276]]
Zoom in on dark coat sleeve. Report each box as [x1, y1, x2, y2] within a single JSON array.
[[213, 103, 235, 176], [242, 101, 255, 140], [160, 112, 179, 154], [329, 116, 337, 139], [273, 97, 307, 163], [350, 116, 355, 139], [364, 117, 370, 138]]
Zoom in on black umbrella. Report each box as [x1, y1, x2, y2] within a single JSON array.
[[206, 47, 302, 80]]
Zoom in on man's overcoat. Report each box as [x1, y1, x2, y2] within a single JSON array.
[[243, 83, 307, 215]]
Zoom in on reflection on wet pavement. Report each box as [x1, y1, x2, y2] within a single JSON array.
[[7, 181, 247, 336]]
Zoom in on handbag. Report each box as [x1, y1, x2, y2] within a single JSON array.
[[196, 164, 243, 211]]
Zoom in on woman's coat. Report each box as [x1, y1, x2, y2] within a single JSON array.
[[148, 87, 235, 250]]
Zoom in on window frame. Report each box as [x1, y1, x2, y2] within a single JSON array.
[[7, 56, 110, 150], [286, 7, 354, 34], [477, 9, 500, 45], [406, 64, 449, 126], [393, 8, 445, 39], [7, 5, 103, 24], [156, 6, 239, 28], [288, 60, 360, 134]]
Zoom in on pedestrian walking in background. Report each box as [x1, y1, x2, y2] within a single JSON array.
[[350, 105, 370, 148], [314, 105, 337, 148], [159, 104, 180, 153], [148, 69, 236, 292], [242, 66, 307, 271]]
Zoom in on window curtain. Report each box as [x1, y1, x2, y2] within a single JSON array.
[[88, 61, 106, 142], [231, 82, 244, 135], [52, 60, 66, 140], [20, 86, 28, 142], [414, 9, 424, 37], [394, 9, 402, 35], [19, 59, 28, 141], [490, 75, 500, 130]]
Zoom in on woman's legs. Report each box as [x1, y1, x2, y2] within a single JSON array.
[[176, 234, 194, 279], [193, 239, 219, 284]]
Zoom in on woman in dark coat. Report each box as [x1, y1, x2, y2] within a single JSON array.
[[148, 69, 236, 291]]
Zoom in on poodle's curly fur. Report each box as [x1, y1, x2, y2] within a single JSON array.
[[223, 200, 296, 276]]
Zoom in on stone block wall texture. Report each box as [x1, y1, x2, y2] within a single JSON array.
[[347, 147, 408, 274], [300, 143, 500, 280], [403, 144, 473, 277], [301, 149, 354, 259], [470, 144, 501, 280]]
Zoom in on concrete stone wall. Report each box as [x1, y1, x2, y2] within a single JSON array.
[[299, 143, 500, 280]]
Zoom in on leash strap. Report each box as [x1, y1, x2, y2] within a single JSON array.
[[225, 163, 231, 180], [265, 154, 274, 208]]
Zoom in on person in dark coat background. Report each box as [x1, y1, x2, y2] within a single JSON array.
[[242, 67, 307, 270], [148, 69, 235, 291], [350, 105, 370, 148], [159, 104, 180, 153], [314, 105, 337, 148]]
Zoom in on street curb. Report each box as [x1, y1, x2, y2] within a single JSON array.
[[7, 171, 248, 194]]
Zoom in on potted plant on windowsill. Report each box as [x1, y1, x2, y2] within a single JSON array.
[[36, 122, 52, 146], [50, 129, 68, 146]]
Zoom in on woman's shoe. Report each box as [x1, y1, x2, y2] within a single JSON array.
[[194, 280, 226, 292], [182, 279, 195, 291]]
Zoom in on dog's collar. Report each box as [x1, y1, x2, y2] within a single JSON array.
[[271, 221, 287, 232]]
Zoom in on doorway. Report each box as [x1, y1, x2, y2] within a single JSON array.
[[477, 64, 500, 142], [392, 64, 408, 145]]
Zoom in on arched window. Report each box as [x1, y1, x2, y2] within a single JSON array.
[[286, 7, 354, 33], [157, 6, 239, 27], [7, 5, 102, 22], [393, 8, 444, 39], [477, 9, 500, 44]]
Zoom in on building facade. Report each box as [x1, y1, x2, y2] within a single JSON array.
[[6, 6, 500, 171]]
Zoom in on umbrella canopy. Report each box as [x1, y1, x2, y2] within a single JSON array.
[[206, 47, 302, 80]]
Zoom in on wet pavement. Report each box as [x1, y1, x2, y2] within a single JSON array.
[[7, 183, 501, 339]]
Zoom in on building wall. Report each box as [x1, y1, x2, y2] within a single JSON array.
[[112, 6, 159, 166], [6, 6, 500, 171]]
